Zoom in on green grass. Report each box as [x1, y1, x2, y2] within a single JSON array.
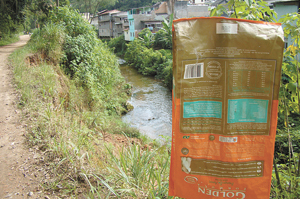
[[0, 33, 22, 46]]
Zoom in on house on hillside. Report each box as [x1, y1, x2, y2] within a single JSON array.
[[90, 15, 99, 30], [112, 12, 128, 38], [127, 6, 154, 41], [95, 0, 216, 41], [127, 13, 135, 41], [173, 0, 210, 18], [154, 1, 169, 19], [126, 4, 166, 41], [81, 13, 91, 21], [267, 0, 299, 17], [98, 10, 121, 38], [166, 0, 210, 19]]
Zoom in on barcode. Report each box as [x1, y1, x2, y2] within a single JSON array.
[[219, 136, 238, 143], [184, 63, 204, 79]]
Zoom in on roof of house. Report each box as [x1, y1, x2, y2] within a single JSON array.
[[210, 0, 228, 6], [99, 9, 120, 15], [112, 11, 128, 18], [98, 10, 107, 15]]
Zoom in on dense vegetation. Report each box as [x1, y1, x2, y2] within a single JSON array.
[[211, 0, 300, 198], [10, 5, 171, 198], [30, 7, 130, 115], [3, 0, 300, 198], [108, 15, 173, 90], [104, 0, 157, 12], [69, 0, 160, 15], [0, 0, 26, 44], [69, 0, 117, 16]]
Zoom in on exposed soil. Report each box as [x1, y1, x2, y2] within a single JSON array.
[[0, 35, 46, 198]]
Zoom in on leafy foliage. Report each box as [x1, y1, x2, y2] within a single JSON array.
[[124, 38, 172, 88], [154, 29, 170, 49], [277, 13, 300, 134], [105, 0, 154, 11], [108, 35, 128, 57], [29, 6, 129, 115], [210, 0, 277, 22], [138, 28, 154, 48], [30, 23, 65, 64], [0, 0, 27, 39], [108, 19, 173, 90], [154, 14, 173, 50], [69, 0, 117, 17]]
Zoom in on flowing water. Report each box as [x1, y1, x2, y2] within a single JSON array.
[[120, 64, 172, 139]]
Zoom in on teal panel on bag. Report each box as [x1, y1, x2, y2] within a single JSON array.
[[227, 99, 268, 123], [183, 101, 222, 118]]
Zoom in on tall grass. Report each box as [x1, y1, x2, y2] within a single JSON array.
[[102, 142, 171, 198], [0, 33, 21, 46]]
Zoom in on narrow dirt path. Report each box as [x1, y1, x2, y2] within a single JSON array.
[[0, 35, 44, 198]]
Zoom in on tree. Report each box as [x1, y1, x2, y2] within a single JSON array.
[[69, 0, 117, 17], [0, 0, 27, 38], [103, 0, 153, 11], [210, 0, 277, 22], [154, 14, 173, 50], [138, 28, 154, 48]]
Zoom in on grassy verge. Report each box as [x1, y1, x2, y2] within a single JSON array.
[[0, 33, 22, 46], [10, 36, 172, 199]]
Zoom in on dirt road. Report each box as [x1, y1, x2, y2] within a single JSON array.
[[0, 35, 43, 198]]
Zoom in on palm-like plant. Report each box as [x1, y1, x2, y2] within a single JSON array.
[[159, 14, 173, 49], [138, 28, 154, 48]]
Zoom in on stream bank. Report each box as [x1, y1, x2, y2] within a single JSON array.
[[119, 64, 172, 140]]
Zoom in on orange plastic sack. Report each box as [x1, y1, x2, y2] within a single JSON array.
[[169, 17, 284, 199]]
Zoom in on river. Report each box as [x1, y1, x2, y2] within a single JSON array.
[[119, 64, 172, 140]]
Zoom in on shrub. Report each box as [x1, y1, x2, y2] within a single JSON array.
[[29, 6, 129, 115], [108, 35, 127, 57], [138, 28, 154, 48], [154, 29, 170, 49], [29, 23, 65, 64], [162, 59, 173, 90], [124, 39, 173, 88]]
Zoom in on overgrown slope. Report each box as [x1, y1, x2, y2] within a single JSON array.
[[10, 6, 171, 198]]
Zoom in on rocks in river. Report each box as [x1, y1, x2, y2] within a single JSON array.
[[118, 58, 126, 65], [121, 102, 134, 115]]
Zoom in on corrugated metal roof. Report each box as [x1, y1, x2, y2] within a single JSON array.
[[99, 9, 121, 15]]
